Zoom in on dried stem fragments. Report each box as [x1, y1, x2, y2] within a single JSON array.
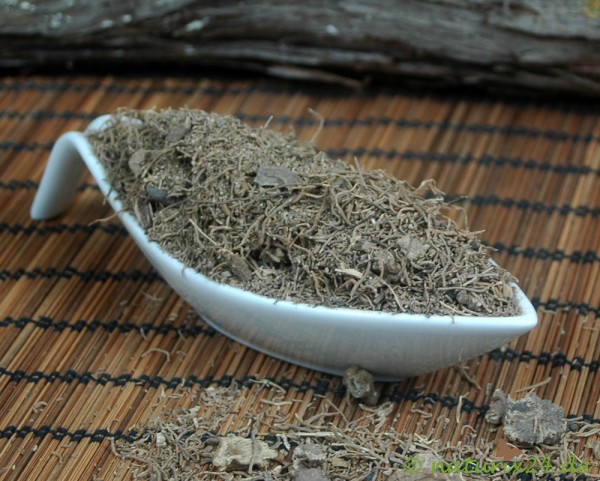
[[88, 108, 520, 317], [111, 383, 599, 481]]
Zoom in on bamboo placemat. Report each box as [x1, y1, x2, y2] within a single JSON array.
[[0, 75, 598, 480]]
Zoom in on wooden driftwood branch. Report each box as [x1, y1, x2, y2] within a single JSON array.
[[2, 0, 600, 95]]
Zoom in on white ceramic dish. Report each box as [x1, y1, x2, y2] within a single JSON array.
[[30, 115, 538, 380]]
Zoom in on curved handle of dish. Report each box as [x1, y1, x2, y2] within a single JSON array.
[[30, 132, 89, 220]]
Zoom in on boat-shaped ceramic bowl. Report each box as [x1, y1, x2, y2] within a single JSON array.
[[30, 115, 538, 380]]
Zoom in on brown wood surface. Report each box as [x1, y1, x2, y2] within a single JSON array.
[[2, 1, 600, 95]]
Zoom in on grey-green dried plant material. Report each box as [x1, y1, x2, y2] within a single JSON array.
[[343, 365, 380, 405], [109, 381, 595, 481], [213, 435, 278, 470], [485, 388, 508, 426], [292, 443, 327, 470], [88, 107, 520, 317], [501, 392, 567, 445]]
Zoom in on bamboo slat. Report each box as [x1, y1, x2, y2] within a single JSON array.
[[0, 74, 598, 480]]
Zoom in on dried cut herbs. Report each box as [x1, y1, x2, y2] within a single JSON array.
[[111, 382, 599, 481], [88, 108, 520, 317]]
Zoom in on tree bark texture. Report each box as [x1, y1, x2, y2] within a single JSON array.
[[2, 0, 600, 95]]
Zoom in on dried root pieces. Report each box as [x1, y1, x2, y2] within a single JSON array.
[[486, 389, 567, 445], [292, 444, 329, 481], [342, 365, 381, 405], [88, 107, 520, 317], [213, 435, 278, 471]]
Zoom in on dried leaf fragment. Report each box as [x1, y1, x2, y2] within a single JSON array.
[[397, 235, 429, 261], [485, 388, 508, 426], [133, 197, 153, 230], [494, 282, 514, 300], [372, 250, 402, 274], [225, 253, 253, 281], [329, 456, 349, 468], [485, 390, 566, 445], [212, 435, 278, 470], [128, 149, 146, 176], [350, 235, 377, 253], [165, 116, 192, 144], [294, 467, 330, 481], [255, 165, 301, 187], [502, 392, 566, 445], [343, 365, 380, 405], [456, 290, 484, 312], [293, 443, 327, 470]]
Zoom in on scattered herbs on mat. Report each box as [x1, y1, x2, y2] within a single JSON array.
[[110, 382, 598, 481], [88, 108, 520, 317]]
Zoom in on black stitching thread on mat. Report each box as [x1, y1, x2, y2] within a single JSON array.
[[383, 390, 599, 423], [2, 115, 600, 178], [0, 110, 97, 121], [2, 108, 600, 145], [459, 195, 600, 217], [0, 222, 127, 236], [486, 349, 599, 372], [0, 425, 138, 443], [3, 78, 600, 114], [0, 367, 199, 389], [2, 176, 598, 218], [0, 140, 53, 152], [0, 267, 160, 283], [332, 147, 600, 178], [0, 315, 215, 337], [1, 415, 599, 447], [2, 223, 598, 265], [236, 114, 600, 144], [0, 348, 596, 396], [0, 368, 598, 423], [0, 179, 39, 190], [0, 80, 106, 94], [491, 243, 600, 264], [0, 370, 345, 395], [0, 180, 99, 193], [3, 135, 600, 178], [531, 299, 600, 316]]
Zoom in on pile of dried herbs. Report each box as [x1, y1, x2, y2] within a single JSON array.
[[88, 108, 519, 317]]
